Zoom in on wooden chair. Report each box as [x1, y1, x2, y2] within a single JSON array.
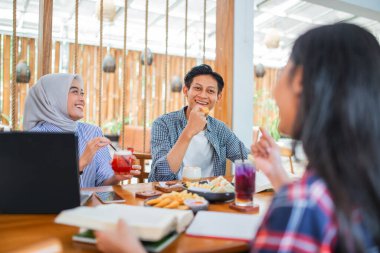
[[279, 145, 295, 174], [134, 152, 152, 183]]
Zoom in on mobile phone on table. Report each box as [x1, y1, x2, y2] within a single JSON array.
[[95, 191, 125, 204]]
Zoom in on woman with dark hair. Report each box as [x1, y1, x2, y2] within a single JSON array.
[[251, 23, 380, 252], [93, 23, 380, 253]]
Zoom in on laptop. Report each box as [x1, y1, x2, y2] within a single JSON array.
[[0, 132, 91, 214]]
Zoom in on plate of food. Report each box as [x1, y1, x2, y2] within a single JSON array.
[[185, 176, 235, 202], [144, 190, 208, 212]]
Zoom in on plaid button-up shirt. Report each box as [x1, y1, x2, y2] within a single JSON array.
[[252, 170, 377, 253], [148, 106, 249, 182]]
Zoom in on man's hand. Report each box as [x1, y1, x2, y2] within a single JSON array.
[[184, 105, 207, 138]]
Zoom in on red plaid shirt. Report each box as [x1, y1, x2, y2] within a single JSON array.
[[251, 171, 338, 253]]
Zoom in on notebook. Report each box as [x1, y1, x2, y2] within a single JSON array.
[[186, 211, 264, 241], [0, 132, 84, 214]]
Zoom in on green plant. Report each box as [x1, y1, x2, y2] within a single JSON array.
[[269, 117, 281, 141], [253, 87, 281, 141], [102, 118, 130, 135]]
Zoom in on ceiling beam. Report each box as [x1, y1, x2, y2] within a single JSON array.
[[304, 0, 380, 22]]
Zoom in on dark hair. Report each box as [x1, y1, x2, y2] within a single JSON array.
[[184, 64, 224, 94], [290, 23, 380, 252]]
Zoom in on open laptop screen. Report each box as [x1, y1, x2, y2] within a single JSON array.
[[0, 132, 81, 214]]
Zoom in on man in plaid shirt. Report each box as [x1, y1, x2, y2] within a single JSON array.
[[148, 65, 248, 182]]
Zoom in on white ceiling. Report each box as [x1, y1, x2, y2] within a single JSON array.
[[0, 0, 379, 68]]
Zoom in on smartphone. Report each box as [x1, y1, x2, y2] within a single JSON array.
[[95, 191, 125, 204]]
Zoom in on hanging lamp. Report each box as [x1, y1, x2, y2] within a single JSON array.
[[97, 0, 104, 127], [163, 0, 169, 113], [202, 0, 207, 63], [16, 61, 31, 83], [140, 47, 153, 66], [183, 0, 188, 105], [255, 63, 266, 78], [102, 53, 116, 73], [170, 76, 182, 93], [264, 28, 280, 49], [142, 0, 149, 153], [121, 0, 128, 149], [96, 0, 116, 22], [11, 0, 17, 129]]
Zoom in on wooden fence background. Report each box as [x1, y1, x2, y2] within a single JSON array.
[[0, 34, 279, 133]]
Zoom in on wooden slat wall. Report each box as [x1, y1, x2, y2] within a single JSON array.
[[0, 35, 278, 131]]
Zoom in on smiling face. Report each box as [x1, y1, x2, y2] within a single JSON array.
[[67, 79, 85, 121], [183, 74, 222, 117]]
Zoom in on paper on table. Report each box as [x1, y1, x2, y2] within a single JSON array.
[[186, 211, 264, 241]]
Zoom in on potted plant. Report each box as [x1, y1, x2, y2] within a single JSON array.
[[102, 118, 130, 142]]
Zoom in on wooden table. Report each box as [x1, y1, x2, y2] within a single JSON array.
[[0, 182, 273, 253]]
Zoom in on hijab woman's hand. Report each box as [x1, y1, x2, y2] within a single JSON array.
[[79, 137, 111, 173]]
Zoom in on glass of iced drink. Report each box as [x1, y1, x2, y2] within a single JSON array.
[[234, 160, 255, 206], [111, 150, 133, 174]]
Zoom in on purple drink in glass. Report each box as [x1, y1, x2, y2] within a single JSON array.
[[234, 160, 255, 206]]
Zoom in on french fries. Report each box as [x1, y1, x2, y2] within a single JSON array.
[[146, 190, 203, 210]]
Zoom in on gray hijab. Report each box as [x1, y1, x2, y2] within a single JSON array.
[[23, 73, 84, 132]]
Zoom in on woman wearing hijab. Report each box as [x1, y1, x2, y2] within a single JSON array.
[[23, 73, 140, 187]]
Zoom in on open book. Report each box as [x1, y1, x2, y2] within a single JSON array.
[[255, 170, 273, 193], [55, 204, 193, 242], [73, 229, 179, 253]]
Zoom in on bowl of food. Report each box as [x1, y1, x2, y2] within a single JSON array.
[[184, 199, 209, 213], [186, 176, 235, 202]]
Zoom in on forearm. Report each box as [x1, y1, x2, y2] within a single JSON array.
[[79, 158, 87, 173], [101, 175, 118, 186], [166, 128, 193, 173], [268, 166, 291, 191]]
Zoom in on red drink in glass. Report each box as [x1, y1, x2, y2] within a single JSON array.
[[111, 150, 133, 174], [234, 160, 255, 206]]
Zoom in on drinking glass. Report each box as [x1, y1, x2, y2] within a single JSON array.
[[234, 160, 256, 206], [111, 150, 133, 174], [182, 166, 202, 182]]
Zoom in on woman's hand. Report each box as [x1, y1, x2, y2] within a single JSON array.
[[251, 127, 290, 191], [79, 137, 111, 172], [112, 163, 141, 182], [104, 155, 142, 185], [95, 219, 146, 253]]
